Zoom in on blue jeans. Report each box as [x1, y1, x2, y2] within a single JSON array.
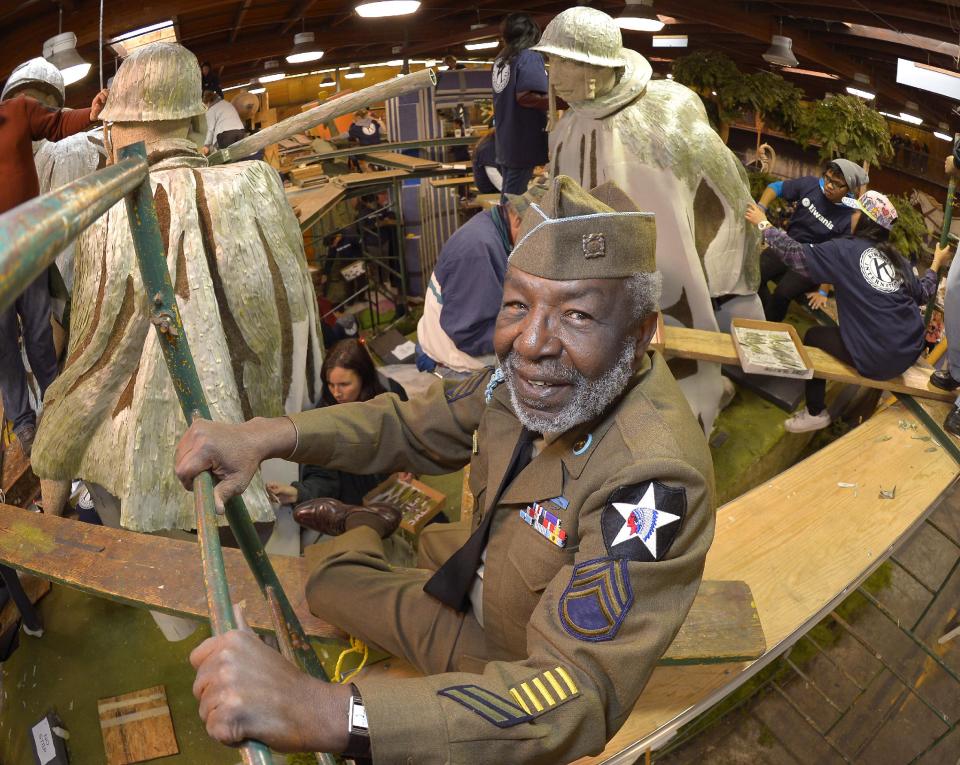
[[499, 165, 535, 199]]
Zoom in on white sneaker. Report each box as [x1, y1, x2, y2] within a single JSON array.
[[784, 409, 831, 433]]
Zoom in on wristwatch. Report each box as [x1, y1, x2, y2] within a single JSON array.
[[344, 684, 371, 760], [757, 220, 772, 231]]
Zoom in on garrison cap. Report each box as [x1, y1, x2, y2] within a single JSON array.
[[509, 175, 656, 280]]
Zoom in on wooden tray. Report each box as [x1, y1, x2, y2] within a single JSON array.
[[729, 318, 814, 380], [364, 475, 446, 534]]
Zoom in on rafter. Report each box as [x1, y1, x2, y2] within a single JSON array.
[[229, 0, 253, 43]]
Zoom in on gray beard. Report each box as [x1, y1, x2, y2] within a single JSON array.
[[502, 342, 636, 435]]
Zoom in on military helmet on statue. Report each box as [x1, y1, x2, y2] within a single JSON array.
[[99, 42, 205, 122], [1, 57, 65, 106], [533, 7, 628, 68]]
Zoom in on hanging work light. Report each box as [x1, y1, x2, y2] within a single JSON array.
[[286, 32, 324, 64], [616, 0, 665, 33], [260, 60, 286, 83], [43, 31, 91, 85], [762, 35, 799, 67], [355, 1, 421, 18], [344, 64, 365, 79]]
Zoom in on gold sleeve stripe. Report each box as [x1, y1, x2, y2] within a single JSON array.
[[509, 688, 531, 714], [532, 677, 555, 706], [555, 666, 579, 695], [543, 670, 567, 700], [520, 682, 544, 712]]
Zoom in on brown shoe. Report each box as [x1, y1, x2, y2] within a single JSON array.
[[293, 497, 402, 538]]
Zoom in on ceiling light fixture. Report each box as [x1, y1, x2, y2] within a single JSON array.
[[899, 112, 923, 125], [780, 67, 839, 80], [355, 1, 421, 18], [763, 34, 799, 67], [616, 0, 665, 32], [465, 40, 498, 51], [109, 20, 174, 44], [286, 32, 323, 64], [652, 34, 687, 48], [260, 60, 286, 83], [344, 63, 365, 79], [934, 131, 953, 141], [249, 86, 266, 94], [319, 75, 336, 88], [43, 31, 91, 85], [845, 86, 875, 100]]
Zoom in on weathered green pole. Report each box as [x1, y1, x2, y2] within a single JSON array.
[[119, 142, 337, 765], [0, 156, 147, 313]]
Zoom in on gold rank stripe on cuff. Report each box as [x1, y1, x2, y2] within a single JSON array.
[[508, 667, 580, 716]]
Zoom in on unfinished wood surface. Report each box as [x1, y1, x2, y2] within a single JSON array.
[[333, 169, 410, 189], [365, 151, 441, 170], [664, 325, 953, 403], [0, 505, 340, 639], [0, 573, 49, 635], [289, 163, 330, 184], [98, 685, 178, 765], [429, 174, 477, 188], [574, 398, 960, 764], [286, 184, 346, 230], [660, 580, 764, 664]]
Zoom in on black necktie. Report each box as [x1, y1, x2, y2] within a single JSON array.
[[423, 429, 537, 611]]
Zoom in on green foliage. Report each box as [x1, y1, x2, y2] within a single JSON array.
[[796, 94, 893, 166], [672, 50, 743, 123], [889, 193, 930, 261], [747, 170, 788, 217], [736, 71, 804, 135]]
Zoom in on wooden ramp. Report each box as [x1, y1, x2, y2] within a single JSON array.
[[286, 184, 346, 231], [575, 397, 960, 764], [364, 151, 441, 171], [664, 325, 953, 403]]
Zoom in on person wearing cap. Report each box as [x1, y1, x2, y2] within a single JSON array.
[[756, 158, 867, 321], [0, 60, 107, 458], [491, 12, 549, 197], [32, 43, 323, 593], [747, 191, 951, 432], [416, 185, 544, 374], [535, 7, 763, 436], [178, 176, 715, 763]]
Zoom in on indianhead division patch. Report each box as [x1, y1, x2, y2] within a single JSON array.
[[600, 481, 685, 562], [558, 558, 633, 642]]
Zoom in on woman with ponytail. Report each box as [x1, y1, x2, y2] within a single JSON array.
[[746, 191, 953, 432]]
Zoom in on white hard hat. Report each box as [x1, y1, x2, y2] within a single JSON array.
[[533, 7, 628, 69], [99, 42, 204, 122], [1, 57, 65, 106]]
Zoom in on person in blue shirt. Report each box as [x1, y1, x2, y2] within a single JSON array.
[[471, 129, 502, 194], [348, 108, 383, 146], [746, 191, 953, 433], [491, 13, 549, 198], [756, 159, 868, 321]]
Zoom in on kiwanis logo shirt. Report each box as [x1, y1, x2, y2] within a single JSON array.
[[803, 236, 925, 380], [491, 48, 549, 169], [776, 175, 855, 243]]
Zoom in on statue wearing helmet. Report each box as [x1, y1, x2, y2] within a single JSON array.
[[2, 58, 104, 299], [537, 7, 763, 434], [34, 43, 323, 552]]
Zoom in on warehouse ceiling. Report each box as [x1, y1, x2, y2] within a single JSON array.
[[0, 0, 957, 126]]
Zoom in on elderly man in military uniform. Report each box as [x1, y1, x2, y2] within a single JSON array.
[[177, 176, 715, 763]]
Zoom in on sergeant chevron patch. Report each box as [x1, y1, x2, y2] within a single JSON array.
[[558, 558, 633, 642], [437, 685, 534, 728], [508, 667, 580, 716]]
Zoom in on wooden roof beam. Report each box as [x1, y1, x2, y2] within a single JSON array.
[[228, 0, 252, 44]]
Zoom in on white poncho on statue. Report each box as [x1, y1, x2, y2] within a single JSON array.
[[33, 143, 324, 531], [537, 8, 762, 434]]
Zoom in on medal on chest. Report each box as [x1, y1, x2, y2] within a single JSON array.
[[520, 498, 568, 549]]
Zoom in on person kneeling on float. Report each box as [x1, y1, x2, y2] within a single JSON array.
[[746, 192, 953, 433]]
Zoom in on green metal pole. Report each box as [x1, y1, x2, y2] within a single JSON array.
[[119, 143, 338, 765], [923, 135, 959, 326], [0, 155, 147, 313]]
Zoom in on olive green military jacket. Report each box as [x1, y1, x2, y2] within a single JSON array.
[[288, 352, 715, 764]]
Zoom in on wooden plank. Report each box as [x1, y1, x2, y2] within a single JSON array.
[[333, 169, 410, 189], [661, 580, 765, 664], [0, 505, 342, 639], [98, 685, 178, 765], [664, 325, 954, 403], [286, 184, 346, 231], [574, 398, 960, 763], [365, 151, 441, 170], [429, 175, 477, 189]]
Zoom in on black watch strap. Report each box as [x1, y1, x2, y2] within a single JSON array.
[[344, 684, 371, 761]]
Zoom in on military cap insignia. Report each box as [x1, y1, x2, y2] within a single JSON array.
[[437, 685, 533, 728], [509, 667, 580, 716], [582, 232, 606, 259], [601, 481, 685, 562], [558, 558, 633, 642], [444, 369, 490, 403]]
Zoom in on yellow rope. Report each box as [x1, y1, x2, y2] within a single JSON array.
[[334, 636, 369, 684]]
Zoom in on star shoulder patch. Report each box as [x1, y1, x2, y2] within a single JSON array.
[[600, 481, 686, 562]]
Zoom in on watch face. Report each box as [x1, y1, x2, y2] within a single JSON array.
[[350, 698, 369, 732]]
